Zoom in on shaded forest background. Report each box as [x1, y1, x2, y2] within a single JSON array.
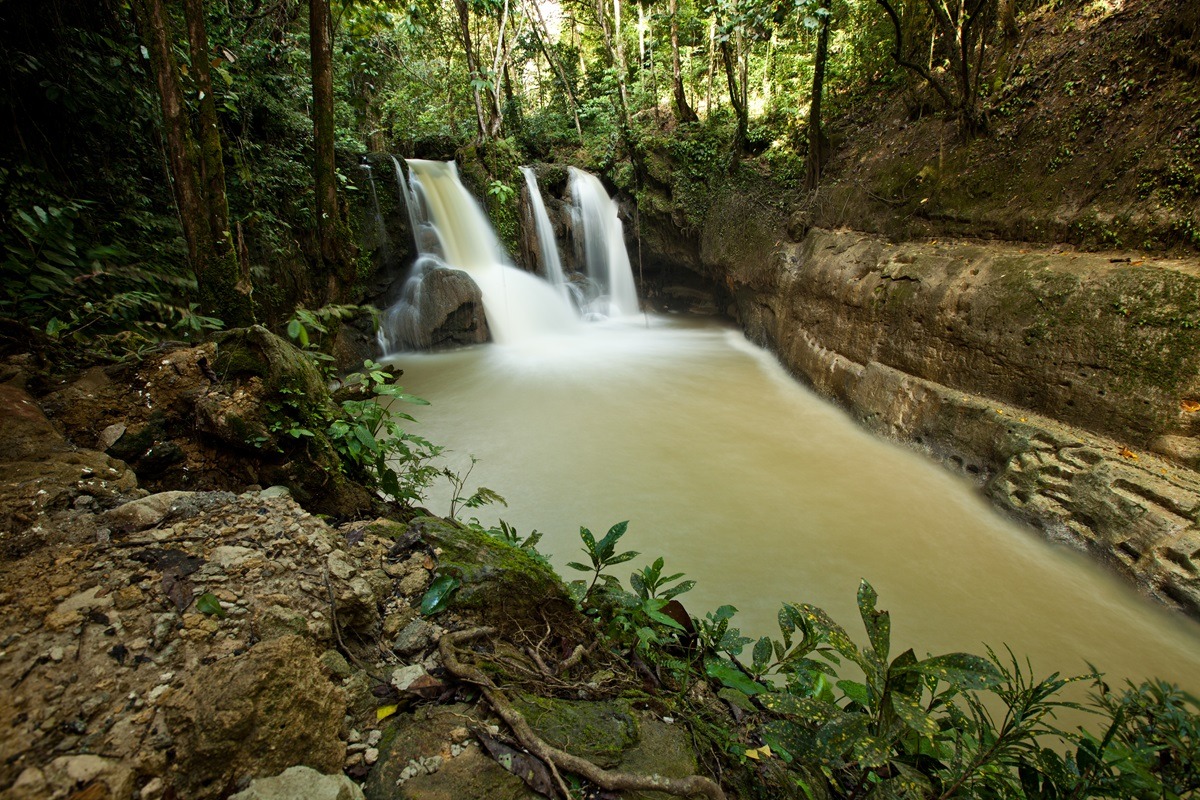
[[1, 0, 1197, 362]]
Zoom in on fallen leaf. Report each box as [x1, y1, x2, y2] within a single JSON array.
[[376, 704, 399, 722], [195, 592, 226, 619], [1119, 447, 1138, 460], [476, 729, 557, 797], [1181, 399, 1200, 413], [161, 567, 194, 613]]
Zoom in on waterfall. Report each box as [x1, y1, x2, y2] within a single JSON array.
[[378, 159, 578, 350], [567, 167, 640, 318], [520, 167, 572, 305], [362, 160, 391, 266]]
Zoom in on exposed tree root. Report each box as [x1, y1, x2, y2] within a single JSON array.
[[440, 627, 728, 800]]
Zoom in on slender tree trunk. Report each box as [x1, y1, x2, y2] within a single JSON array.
[[706, 18, 715, 114], [453, 0, 489, 140], [524, 0, 584, 141], [182, 0, 254, 321], [487, 0, 510, 137], [720, 38, 746, 150], [310, 0, 353, 300], [669, 0, 697, 122], [133, 0, 254, 325], [806, 0, 831, 190]]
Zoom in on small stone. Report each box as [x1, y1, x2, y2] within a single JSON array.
[[391, 619, 436, 656], [48, 646, 65, 662], [366, 729, 382, 747], [390, 664, 427, 693], [364, 747, 379, 765], [318, 650, 353, 680], [113, 585, 144, 611], [228, 765, 365, 800], [98, 423, 127, 450], [258, 485, 291, 498]]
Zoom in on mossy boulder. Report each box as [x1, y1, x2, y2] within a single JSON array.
[[512, 693, 639, 769], [376, 516, 587, 636]]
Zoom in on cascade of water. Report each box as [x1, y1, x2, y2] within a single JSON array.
[[567, 167, 640, 318], [378, 159, 578, 350], [519, 166, 573, 305], [362, 160, 391, 265]]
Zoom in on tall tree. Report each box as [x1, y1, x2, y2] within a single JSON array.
[[669, 0, 699, 122], [132, 0, 254, 325], [806, 0, 831, 189], [874, 0, 997, 135], [310, 0, 355, 300]]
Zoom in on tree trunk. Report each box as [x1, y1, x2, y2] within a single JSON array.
[[452, 0, 489, 140], [669, 0, 697, 122], [133, 0, 254, 325], [806, 0, 831, 190], [720, 38, 747, 150], [524, 0, 584, 141], [310, 0, 353, 300], [182, 0, 254, 323]]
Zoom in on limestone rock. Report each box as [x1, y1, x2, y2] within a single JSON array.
[[101, 491, 197, 533], [164, 635, 346, 798], [229, 766, 365, 800], [380, 266, 490, 351], [42, 754, 134, 799]]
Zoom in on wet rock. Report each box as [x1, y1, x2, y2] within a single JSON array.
[[382, 266, 490, 350], [229, 765, 365, 800], [164, 635, 346, 798], [101, 491, 197, 533]]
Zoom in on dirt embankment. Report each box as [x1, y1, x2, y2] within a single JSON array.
[[811, 0, 1199, 254]]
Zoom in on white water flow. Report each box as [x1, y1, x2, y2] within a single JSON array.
[[388, 317, 1200, 698], [520, 167, 572, 304], [568, 167, 640, 318], [394, 160, 578, 346]]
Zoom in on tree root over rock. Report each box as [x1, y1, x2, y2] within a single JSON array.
[[440, 627, 727, 800]]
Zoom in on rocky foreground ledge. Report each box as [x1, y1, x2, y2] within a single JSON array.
[[0, 376, 727, 800]]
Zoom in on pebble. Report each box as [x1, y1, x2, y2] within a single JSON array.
[[364, 747, 379, 765], [49, 647, 65, 662]]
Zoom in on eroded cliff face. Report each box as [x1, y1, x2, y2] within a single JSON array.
[[642, 207, 1200, 617]]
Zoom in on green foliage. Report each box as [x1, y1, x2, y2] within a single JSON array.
[[565, 520, 639, 604], [329, 359, 443, 507], [443, 455, 507, 520], [564, 550, 1200, 800]]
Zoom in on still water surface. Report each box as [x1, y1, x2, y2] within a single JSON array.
[[388, 315, 1200, 693]]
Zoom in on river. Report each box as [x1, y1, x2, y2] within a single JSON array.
[[387, 313, 1200, 694]]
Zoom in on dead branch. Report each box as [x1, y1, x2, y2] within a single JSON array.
[[441, 627, 727, 800]]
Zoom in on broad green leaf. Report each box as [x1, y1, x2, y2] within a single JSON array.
[[891, 690, 939, 739], [857, 579, 891, 661], [420, 575, 460, 616], [579, 526, 596, 555], [196, 592, 226, 618], [837, 679, 870, 708], [718, 686, 756, 713], [661, 580, 695, 600], [761, 692, 843, 725], [605, 550, 639, 565], [797, 604, 862, 667], [903, 653, 1002, 689], [752, 636, 773, 669], [705, 658, 764, 696]]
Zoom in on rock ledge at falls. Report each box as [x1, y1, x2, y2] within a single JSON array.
[[652, 223, 1200, 617]]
